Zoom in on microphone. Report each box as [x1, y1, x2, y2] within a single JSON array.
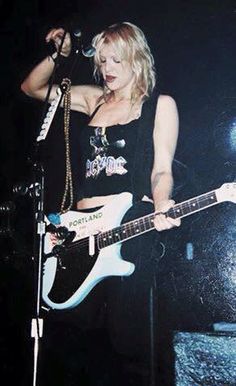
[[73, 29, 82, 39], [82, 45, 96, 58]]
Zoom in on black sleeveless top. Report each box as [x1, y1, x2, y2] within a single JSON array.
[[77, 89, 159, 202], [77, 119, 140, 199]]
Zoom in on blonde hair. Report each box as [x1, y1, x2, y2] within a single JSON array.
[[92, 22, 156, 102]]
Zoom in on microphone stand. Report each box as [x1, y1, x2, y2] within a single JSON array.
[[30, 163, 45, 386], [29, 30, 82, 386]]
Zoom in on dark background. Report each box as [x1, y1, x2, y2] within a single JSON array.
[[0, 0, 235, 385]]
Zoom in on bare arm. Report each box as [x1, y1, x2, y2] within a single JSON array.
[[151, 94, 181, 230], [21, 28, 103, 115]]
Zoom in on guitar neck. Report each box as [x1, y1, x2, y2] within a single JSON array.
[[98, 188, 221, 249], [167, 189, 219, 219]]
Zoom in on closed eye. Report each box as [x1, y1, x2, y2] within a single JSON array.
[[99, 57, 121, 64]]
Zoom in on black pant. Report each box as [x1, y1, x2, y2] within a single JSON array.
[[40, 201, 161, 386]]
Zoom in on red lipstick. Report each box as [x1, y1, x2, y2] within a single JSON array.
[[106, 75, 116, 83]]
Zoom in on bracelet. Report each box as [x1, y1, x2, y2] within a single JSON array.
[[49, 52, 58, 63], [49, 52, 69, 65]]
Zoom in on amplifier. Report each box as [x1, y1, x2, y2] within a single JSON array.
[[174, 331, 236, 385]]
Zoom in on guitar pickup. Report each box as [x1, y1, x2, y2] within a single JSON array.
[[89, 235, 95, 256]]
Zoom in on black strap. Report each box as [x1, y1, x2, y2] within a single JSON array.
[[132, 88, 159, 202], [88, 103, 104, 122]]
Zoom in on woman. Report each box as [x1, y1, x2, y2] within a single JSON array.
[[21, 22, 180, 230], [21, 22, 180, 384]]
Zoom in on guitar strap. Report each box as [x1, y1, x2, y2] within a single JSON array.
[[88, 103, 105, 122], [132, 88, 160, 203]]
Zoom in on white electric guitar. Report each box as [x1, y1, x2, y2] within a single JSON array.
[[42, 182, 236, 310]]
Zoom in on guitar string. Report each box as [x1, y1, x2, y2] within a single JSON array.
[[57, 215, 155, 253], [53, 191, 218, 254], [53, 192, 218, 253]]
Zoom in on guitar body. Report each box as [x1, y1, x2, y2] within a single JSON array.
[[43, 192, 135, 310]]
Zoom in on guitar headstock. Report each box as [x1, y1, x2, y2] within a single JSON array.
[[217, 182, 236, 203]]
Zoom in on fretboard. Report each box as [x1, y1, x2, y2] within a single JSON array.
[[167, 190, 217, 219], [98, 189, 218, 249]]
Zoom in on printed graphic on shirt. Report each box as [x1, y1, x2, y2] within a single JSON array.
[[86, 127, 127, 178]]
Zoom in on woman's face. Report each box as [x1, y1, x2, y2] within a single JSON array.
[[99, 43, 135, 95]]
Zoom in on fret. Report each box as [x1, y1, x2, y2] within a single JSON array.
[[123, 223, 132, 240], [97, 191, 219, 249], [97, 213, 156, 249], [123, 223, 132, 239], [147, 215, 155, 229], [74, 187, 225, 255], [60, 183, 235, 281], [168, 191, 217, 219], [99, 230, 112, 248], [106, 230, 114, 244], [199, 192, 217, 207], [98, 233, 105, 249], [120, 226, 128, 240], [139, 217, 147, 233], [98, 189, 218, 249], [109, 228, 121, 245], [188, 198, 200, 211], [133, 220, 141, 235]]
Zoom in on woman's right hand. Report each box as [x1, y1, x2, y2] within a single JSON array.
[[45, 28, 72, 57]]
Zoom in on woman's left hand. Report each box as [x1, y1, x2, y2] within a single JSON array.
[[154, 199, 181, 231]]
